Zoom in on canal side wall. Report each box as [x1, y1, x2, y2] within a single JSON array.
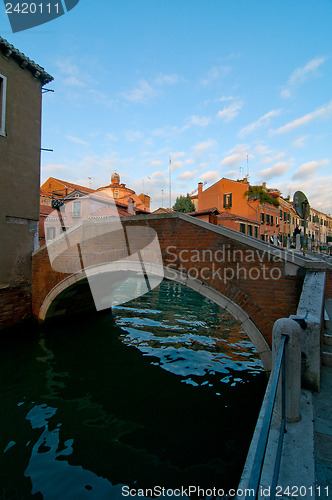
[[325, 266, 332, 299], [0, 285, 32, 331]]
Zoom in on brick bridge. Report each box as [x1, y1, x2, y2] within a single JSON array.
[[32, 212, 331, 370]]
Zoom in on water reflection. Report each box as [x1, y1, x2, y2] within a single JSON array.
[[0, 280, 267, 499]]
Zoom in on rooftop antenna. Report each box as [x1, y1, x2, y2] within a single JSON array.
[[147, 176, 151, 197], [246, 154, 250, 178], [161, 189, 164, 208], [88, 176, 92, 189], [169, 155, 172, 208]]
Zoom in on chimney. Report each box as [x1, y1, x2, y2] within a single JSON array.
[[198, 182, 203, 196], [128, 198, 135, 215]]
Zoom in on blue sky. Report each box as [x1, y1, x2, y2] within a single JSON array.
[[1, 0, 332, 212]]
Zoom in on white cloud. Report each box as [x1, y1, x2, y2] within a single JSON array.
[[258, 152, 286, 166], [189, 115, 212, 127], [292, 135, 309, 149], [258, 161, 292, 180], [292, 159, 330, 180], [178, 170, 199, 180], [254, 144, 272, 157], [150, 160, 163, 167], [151, 171, 167, 180], [125, 130, 144, 142], [192, 139, 217, 154], [155, 73, 179, 85], [106, 133, 119, 142], [42, 163, 69, 173], [200, 65, 231, 86], [169, 160, 183, 170], [199, 171, 220, 183], [238, 109, 281, 137], [272, 100, 332, 135], [170, 151, 186, 159], [224, 169, 240, 179], [221, 153, 243, 167], [281, 57, 326, 98], [122, 73, 179, 103], [66, 135, 89, 145], [55, 59, 88, 87], [217, 101, 243, 122], [220, 144, 250, 167], [122, 80, 155, 103], [185, 158, 195, 165]]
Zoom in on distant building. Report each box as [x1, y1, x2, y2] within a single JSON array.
[[96, 172, 150, 212], [307, 208, 332, 248], [152, 208, 174, 214], [191, 177, 280, 242], [39, 174, 150, 246], [0, 37, 53, 330], [40, 178, 95, 206]]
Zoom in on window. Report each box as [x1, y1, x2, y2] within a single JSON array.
[[254, 226, 258, 238], [280, 209, 283, 218], [270, 215, 274, 225], [46, 227, 56, 240], [284, 211, 287, 221], [260, 212, 265, 224], [247, 225, 253, 236], [266, 214, 270, 224], [276, 216, 279, 226], [114, 189, 119, 199], [223, 193, 232, 208], [72, 200, 82, 217], [240, 223, 246, 234], [0, 74, 7, 136]]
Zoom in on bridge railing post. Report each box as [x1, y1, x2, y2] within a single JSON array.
[[272, 318, 302, 423]]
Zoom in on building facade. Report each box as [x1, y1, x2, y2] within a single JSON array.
[[0, 37, 53, 330], [191, 177, 281, 243]]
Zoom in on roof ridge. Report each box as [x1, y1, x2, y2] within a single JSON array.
[[0, 36, 53, 85]]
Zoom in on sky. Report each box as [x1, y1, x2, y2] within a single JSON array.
[[1, 0, 332, 213]]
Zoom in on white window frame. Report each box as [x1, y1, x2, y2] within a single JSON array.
[[72, 200, 82, 217], [0, 73, 7, 137], [46, 226, 56, 240]]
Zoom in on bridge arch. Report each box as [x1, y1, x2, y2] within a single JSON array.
[[38, 262, 272, 371]]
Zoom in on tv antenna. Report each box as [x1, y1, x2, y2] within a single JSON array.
[[169, 155, 172, 208], [246, 154, 250, 178]]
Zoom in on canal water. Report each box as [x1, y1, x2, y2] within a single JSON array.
[[0, 280, 267, 499]]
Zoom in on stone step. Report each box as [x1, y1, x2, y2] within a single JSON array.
[[322, 344, 332, 367], [323, 333, 332, 346], [324, 308, 330, 330]]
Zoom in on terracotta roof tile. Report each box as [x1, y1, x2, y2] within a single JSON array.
[[0, 36, 53, 85]]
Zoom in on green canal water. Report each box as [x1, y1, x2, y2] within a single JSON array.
[[0, 280, 267, 499]]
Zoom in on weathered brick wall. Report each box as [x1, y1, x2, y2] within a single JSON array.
[[0, 285, 31, 330], [325, 268, 332, 299], [122, 217, 303, 346]]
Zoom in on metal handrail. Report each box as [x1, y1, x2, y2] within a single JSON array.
[[245, 334, 288, 500]]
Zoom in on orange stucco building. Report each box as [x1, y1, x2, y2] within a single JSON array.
[[191, 177, 282, 242]]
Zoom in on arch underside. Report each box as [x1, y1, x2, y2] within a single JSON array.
[[38, 262, 272, 371]]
